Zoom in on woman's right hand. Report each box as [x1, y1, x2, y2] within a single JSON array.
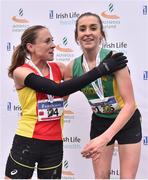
[[81, 134, 109, 161]]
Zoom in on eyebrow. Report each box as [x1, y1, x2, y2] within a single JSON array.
[[41, 37, 53, 43], [79, 24, 98, 27], [45, 37, 53, 41]]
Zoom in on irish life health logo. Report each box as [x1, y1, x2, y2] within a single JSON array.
[[62, 160, 75, 178], [7, 42, 15, 51], [49, 10, 79, 20], [143, 136, 148, 145], [143, 71, 148, 80], [55, 36, 74, 63], [7, 102, 12, 111], [56, 37, 73, 52], [11, 8, 30, 32], [12, 8, 29, 23], [101, 3, 119, 19], [49, 10, 54, 19], [100, 3, 120, 29], [143, 5, 147, 15]]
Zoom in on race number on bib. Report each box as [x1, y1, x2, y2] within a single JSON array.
[[89, 96, 120, 114], [38, 98, 64, 121]]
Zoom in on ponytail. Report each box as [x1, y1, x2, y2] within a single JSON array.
[[8, 44, 26, 78]]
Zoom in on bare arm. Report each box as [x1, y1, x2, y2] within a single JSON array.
[[56, 61, 66, 80], [81, 67, 136, 159], [63, 60, 75, 100], [56, 61, 68, 100], [13, 67, 34, 89], [103, 67, 136, 140], [64, 60, 74, 81]]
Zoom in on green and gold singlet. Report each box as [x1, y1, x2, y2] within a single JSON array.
[[73, 48, 124, 119]]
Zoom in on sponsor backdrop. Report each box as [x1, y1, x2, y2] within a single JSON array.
[[0, 0, 148, 179]]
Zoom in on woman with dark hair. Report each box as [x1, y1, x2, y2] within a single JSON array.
[[64, 12, 142, 179]]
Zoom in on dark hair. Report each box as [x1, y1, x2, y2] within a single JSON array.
[[8, 25, 47, 78], [75, 12, 106, 43]]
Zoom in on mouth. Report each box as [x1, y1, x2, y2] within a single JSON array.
[[83, 37, 94, 42], [49, 52, 54, 55], [83, 39, 94, 45]]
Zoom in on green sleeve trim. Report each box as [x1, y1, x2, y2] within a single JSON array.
[[100, 48, 111, 61], [72, 55, 83, 78]]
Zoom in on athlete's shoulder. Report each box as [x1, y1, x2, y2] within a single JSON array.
[[74, 54, 82, 62], [100, 48, 112, 60], [48, 61, 65, 80]]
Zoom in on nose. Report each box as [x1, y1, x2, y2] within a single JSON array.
[[51, 42, 56, 48], [85, 28, 91, 35]]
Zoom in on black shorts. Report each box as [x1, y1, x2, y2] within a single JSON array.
[[5, 135, 63, 179], [90, 109, 142, 145]]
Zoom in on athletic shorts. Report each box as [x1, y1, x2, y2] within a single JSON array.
[[5, 135, 63, 179], [90, 109, 142, 145]]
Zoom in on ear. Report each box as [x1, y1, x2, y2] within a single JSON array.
[[76, 36, 80, 44], [26, 43, 34, 53], [100, 35, 103, 42], [76, 37, 80, 45], [77, 41, 80, 45]]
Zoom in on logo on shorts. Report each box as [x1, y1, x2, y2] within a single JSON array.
[[10, 169, 18, 175]]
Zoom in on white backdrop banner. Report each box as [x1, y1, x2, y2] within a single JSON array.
[[0, 0, 148, 179]]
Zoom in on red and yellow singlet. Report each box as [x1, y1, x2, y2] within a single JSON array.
[[16, 62, 64, 140]]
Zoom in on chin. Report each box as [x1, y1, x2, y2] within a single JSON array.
[[47, 58, 54, 61], [83, 44, 94, 49], [47, 55, 54, 61], [84, 46, 94, 51]]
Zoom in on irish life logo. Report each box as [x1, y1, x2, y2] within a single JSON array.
[[143, 5, 147, 15], [143, 71, 148, 80]]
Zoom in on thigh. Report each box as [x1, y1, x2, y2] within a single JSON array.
[[90, 113, 116, 145], [114, 109, 142, 178], [5, 154, 34, 179], [117, 109, 142, 144], [37, 163, 62, 179], [92, 144, 114, 179], [5, 135, 36, 179], [118, 142, 141, 179], [10, 135, 37, 167], [37, 140, 63, 179]]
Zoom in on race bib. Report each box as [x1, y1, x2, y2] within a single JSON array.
[[89, 96, 120, 114], [37, 98, 64, 121]]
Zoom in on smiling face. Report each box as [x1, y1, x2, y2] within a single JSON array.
[[27, 28, 55, 62], [75, 14, 105, 52]]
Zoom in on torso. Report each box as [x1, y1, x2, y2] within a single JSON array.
[[16, 62, 64, 140], [72, 48, 124, 118]]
